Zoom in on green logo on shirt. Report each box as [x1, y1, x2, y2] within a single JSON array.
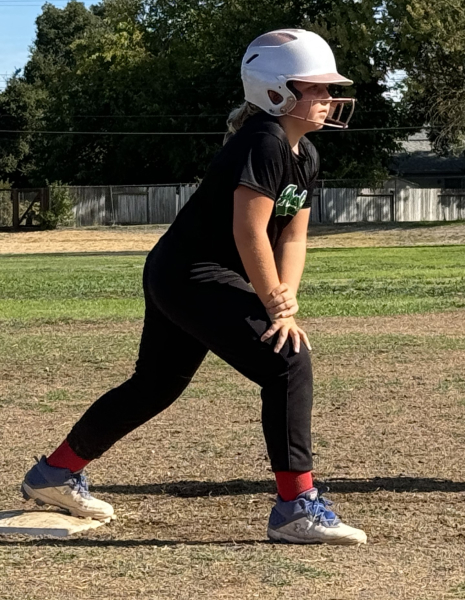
[[276, 185, 308, 217]]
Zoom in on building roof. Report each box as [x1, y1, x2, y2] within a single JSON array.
[[392, 129, 465, 175], [392, 152, 465, 175], [400, 130, 432, 153]]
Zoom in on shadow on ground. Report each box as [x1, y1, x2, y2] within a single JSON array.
[[91, 476, 465, 497], [0, 537, 267, 548]]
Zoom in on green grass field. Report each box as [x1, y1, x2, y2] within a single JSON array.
[[1, 245, 464, 322]]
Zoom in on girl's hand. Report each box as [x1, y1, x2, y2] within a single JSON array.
[[261, 316, 312, 354], [266, 283, 299, 319]]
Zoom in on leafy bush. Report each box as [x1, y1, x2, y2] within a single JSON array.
[[0, 180, 12, 226], [38, 182, 75, 230]]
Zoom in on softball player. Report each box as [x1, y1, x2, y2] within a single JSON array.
[[22, 29, 366, 545]]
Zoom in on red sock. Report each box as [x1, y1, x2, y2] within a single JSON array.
[[46, 440, 91, 473], [275, 471, 313, 501]]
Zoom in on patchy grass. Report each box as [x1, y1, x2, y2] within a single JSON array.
[[1, 312, 465, 599], [1, 245, 465, 322], [452, 582, 465, 598]]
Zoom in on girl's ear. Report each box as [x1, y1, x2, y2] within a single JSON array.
[[268, 90, 284, 105], [286, 81, 303, 100]]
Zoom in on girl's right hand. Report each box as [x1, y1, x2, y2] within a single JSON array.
[[260, 316, 312, 354]]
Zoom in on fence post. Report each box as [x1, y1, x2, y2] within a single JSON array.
[[41, 187, 50, 212], [145, 186, 150, 224], [12, 189, 19, 228], [390, 191, 395, 222], [109, 186, 115, 225]]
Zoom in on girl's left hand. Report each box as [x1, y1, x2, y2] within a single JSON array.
[[261, 316, 312, 354], [265, 283, 299, 319]]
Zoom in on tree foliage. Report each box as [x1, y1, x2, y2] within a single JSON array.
[[3, 0, 461, 186], [384, 0, 465, 155]]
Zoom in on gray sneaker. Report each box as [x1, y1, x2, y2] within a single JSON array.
[[22, 456, 115, 522], [267, 487, 367, 545]]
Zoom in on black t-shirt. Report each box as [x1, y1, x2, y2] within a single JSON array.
[[157, 112, 320, 281]]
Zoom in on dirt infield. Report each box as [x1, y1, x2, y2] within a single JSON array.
[[1, 221, 465, 254], [1, 310, 465, 599], [0, 226, 167, 255], [308, 310, 465, 336]]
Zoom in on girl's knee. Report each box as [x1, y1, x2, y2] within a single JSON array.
[[268, 343, 312, 381], [288, 347, 312, 381]]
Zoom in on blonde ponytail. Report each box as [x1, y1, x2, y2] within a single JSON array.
[[224, 101, 262, 144]]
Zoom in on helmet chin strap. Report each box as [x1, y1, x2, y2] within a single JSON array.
[[287, 98, 355, 129]]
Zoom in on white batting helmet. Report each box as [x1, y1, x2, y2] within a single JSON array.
[[241, 29, 355, 128]]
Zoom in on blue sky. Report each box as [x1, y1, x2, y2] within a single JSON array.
[[0, 0, 94, 90]]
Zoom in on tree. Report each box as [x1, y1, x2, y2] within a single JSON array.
[[384, 0, 465, 155], [0, 1, 99, 185], [32, 0, 155, 184], [1, 0, 410, 186], [0, 79, 47, 185], [143, 0, 408, 182]]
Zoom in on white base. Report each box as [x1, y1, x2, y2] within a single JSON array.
[[0, 509, 109, 537]]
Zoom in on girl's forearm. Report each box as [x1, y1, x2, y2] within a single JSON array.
[[234, 230, 281, 306], [273, 240, 307, 295]]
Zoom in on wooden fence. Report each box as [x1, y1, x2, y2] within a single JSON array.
[[0, 188, 49, 228], [3, 184, 465, 227], [309, 188, 465, 223], [69, 185, 197, 226], [67, 184, 465, 225]]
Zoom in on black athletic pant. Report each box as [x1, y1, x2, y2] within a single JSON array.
[[67, 241, 313, 472]]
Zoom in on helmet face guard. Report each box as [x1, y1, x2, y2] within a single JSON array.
[[289, 98, 356, 129]]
